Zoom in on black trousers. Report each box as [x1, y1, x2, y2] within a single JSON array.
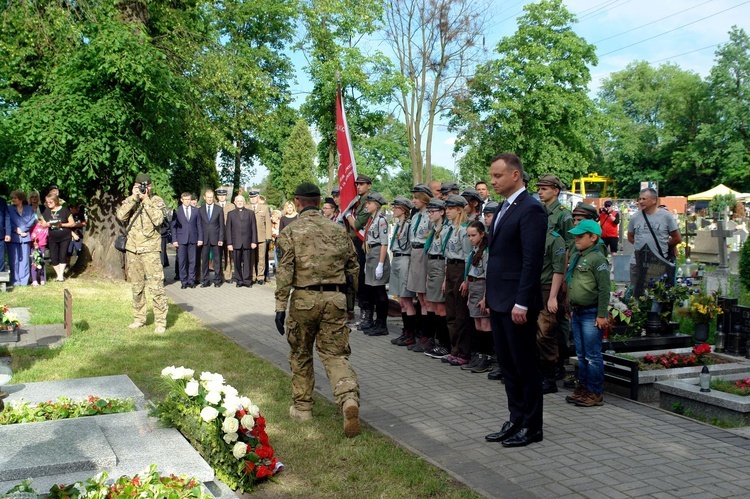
[[490, 309, 543, 431], [201, 243, 222, 284], [233, 247, 253, 286]]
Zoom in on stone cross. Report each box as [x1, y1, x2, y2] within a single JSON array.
[[711, 207, 733, 274]]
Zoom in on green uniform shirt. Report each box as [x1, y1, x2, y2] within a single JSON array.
[[567, 245, 610, 318], [541, 230, 566, 285], [546, 199, 574, 245], [348, 195, 370, 240]]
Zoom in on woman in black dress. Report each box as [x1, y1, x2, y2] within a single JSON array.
[[40, 193, 75, 282]]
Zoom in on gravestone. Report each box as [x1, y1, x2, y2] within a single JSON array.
[[711, 219, 733, 274], [64, 289, 72, 338], [691, 230, 719, 263], [632, 247, 674, 299], [727, 305, 750, 356]]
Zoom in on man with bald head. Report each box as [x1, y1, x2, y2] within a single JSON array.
[[225, 195, 258, 287]]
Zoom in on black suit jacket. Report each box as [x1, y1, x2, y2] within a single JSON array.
[[199, 203, 224, 246], [225, 208, 258, 249], [171, 206, 203, 245], [486, 189, 547, 313]]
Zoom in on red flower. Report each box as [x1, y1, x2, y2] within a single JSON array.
[[258, 432, 270, 447], [244, 462, 256, 474], [255, 465, 272, 479], [255, 416, 266, 430], [256, 445, 274, 460]]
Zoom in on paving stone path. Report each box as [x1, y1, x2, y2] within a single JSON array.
[[165, 276, 750, 499]]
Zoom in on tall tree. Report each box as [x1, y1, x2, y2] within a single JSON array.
[[697, 26, 750, 192], [298, 0, 397, 190], [383, 0, 486, 183], [279, 118, 317, 199], [0, 1, 219, 277], [450, 0, 597, 186], [597, 61, 708, 197]]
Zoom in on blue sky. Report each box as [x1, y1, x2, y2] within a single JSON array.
[[247, 0, 750, 186]]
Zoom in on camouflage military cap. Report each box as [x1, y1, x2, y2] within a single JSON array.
[[365, 192, 387, 205], [411, 184, 432, 196], [483, 200, 499, 213], [537, 174, 564, 190], [440, 181, 459, 193], [355, 174, 372, 184], [294, 181, 321, 198], [444, 194, 468, 208], [135, 173, 152, 184], [572, 201, 598, 219], [427, 198, 446, 210], [392, 196, 414, 210], [461, 189, 483, 205]]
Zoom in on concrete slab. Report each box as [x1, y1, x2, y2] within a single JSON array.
[[5, 375, 147, 410], [0, 418, 116, 482]]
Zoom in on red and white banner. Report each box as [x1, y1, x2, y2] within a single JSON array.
[[336, 85, 359, 223]]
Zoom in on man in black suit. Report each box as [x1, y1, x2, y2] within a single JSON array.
[[225, 195, 258, 287], [484, 153, 547, 448], [171, 192, 203, 289], [199, 189, 225, 287]]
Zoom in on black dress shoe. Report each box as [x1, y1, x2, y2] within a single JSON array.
[[501, 428, 543, 447], [542, 378, 558, 394], [190, 283, 197, 288], [201, 282, 210, 288], [487, 368, 503, 381], [236, 283, 243, 288], [214, 282, 222, 288], [485, 421, 521, 443], [257, 279, 265, 285], [181, 283, 188, 289]]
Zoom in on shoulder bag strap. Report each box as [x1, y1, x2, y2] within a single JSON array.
[[642, 212, 669, 260], [123, 204, 145, 237]]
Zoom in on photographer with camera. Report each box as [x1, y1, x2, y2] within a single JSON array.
[[598, 200, 620, 255], [115, 173, 170, 334]]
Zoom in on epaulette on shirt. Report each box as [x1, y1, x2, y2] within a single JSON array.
[[550, 230, 560, 237]]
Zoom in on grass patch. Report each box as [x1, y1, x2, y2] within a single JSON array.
[[711, 379, 750, 397], [670, 402, 744, 429], [2, 279, 479, 498]]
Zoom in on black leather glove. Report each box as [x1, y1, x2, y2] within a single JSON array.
[[275, 311, 286, 335]]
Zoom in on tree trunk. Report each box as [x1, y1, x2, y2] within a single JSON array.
[[82, 189, 127, 279], [328, 142, 336, 191], [232, 147, 242, 200]]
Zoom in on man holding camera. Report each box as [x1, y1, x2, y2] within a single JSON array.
[[599, 200, 620, 255], [116, 173, 170, 334]]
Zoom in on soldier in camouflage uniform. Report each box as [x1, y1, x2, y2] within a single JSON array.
[[116, 173, 170, 334], [275, 182, 362, 438]]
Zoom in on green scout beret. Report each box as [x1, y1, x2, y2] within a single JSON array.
[[294, 182, 321, 198], [355, 174, 372, 184], [444, 194, 468, 208], [392, 196, 414, 210], [537, 174, 564, 190], [135, 173, 152, 184], [572, 201, 598, 220], [366, 192, 387, 205], [569, 219, 602, 236]]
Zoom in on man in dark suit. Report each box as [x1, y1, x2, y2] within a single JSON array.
[[171, 192, 203, 289], [225, 195, 258, 287], [484, 153, 547, 448], [199, 189, 225, 287]]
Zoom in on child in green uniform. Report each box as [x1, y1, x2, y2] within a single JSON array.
[[565, 220, 610, 407]]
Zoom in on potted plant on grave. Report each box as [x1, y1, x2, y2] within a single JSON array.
[[608, 291, 642, 338], [643, 275, 693, 336], [680, 291, 722, 344], [1, 304, 21, 331]]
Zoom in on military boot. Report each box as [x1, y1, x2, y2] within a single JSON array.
[[343, 399, 361, 437], [364, 318, 388, 336], [357, 308, 374, 331], [289, 406, 312, 421]]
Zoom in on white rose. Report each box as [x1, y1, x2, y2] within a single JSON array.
[[181, 368, 195, 380], [222, 417, 240, 434], [205, 390, 223, 405], [200, 406, 219, 422], [200, 371, 214, 382], [223, 432, 238, 444], [240, 414, 255, 429], [232, 442, 248, 459], [212, 373, 225, 385], [248, 404, 260, 418], [222, 396, 242, 415], [185, 380, 200, 397], [161, 366, 176, 377], [205, 379, 224, 393], [240, 396, 252, 409], [222, 385, 238, 398]]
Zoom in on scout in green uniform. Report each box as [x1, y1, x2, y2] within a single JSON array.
[[537, 228, 567, 394], [345, 175, 374, 329], [564, 219, 610, 408], [537, 174, 573, 246]]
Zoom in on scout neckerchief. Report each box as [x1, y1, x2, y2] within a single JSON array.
[[565, 244, 601, 283], [363, 213, 376, 252], [412, 211, 422, 237], [390, 217, 410, 251]]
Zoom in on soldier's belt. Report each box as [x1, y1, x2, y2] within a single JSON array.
[[294, 284, 346, 293]]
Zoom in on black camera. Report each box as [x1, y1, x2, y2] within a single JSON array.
[[138, 182, 148, 194], [599, 207, 608, 213]]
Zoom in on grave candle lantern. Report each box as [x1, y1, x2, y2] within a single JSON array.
[[699, 365, 711, 393]]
